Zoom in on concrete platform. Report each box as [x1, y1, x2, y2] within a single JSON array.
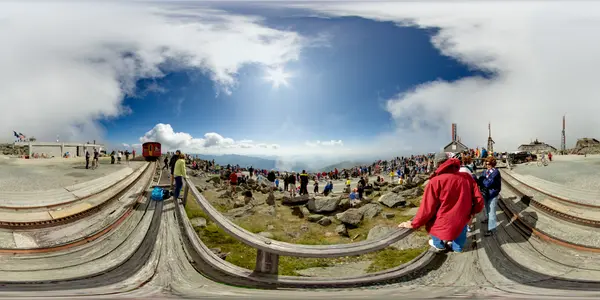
[[0, 157, 145, 192], [511, 154, 600, 190]]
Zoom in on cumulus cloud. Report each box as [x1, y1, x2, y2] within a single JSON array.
[[139, 123, 280, 153], [1, 1, 305, 143], [297, 1, 600, 152]]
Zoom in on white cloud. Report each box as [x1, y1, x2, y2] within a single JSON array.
[[296, 1, 600, 153], [1, 1, 306, 143], [305, 140, 344, 147], [139, 123, 280, 153]]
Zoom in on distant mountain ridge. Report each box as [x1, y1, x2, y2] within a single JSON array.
[[189, 153, 358, 172]]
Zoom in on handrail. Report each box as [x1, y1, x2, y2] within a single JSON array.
[[184, 178, 414, 258]]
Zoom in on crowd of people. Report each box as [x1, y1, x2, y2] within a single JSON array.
[[163, 148, 502, 254]]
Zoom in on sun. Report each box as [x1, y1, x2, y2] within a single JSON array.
[[264, 66, 291, 89]]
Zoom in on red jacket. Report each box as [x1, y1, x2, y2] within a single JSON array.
[[412, 158, 484, 241]]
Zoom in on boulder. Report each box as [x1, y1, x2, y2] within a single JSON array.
[[307, 196, 340, 213], [308, 214, 324, 222], [383, 212, 395, 219], [233, 201, 245, 208], [358, 203, 382, 220], [225, 205, 254, 218], [336, 224, 349, 237], [335, 208, 363, 226], [338, 198, 351, 211], [282, 194, 311, 206], [378, 192, 406, 208], [317, 217, 332, 226], [266, 193, 275, 206], [190, 217, 207, 228]]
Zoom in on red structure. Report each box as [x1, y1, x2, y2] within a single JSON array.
[[451, 123, 457, 142], [142, 142, 161, 161]]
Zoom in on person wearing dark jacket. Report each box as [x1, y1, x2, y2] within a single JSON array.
[[299, 170, 309, 195], [169, 150, 181, 187], [288, 173, 297, 197], [479, 156, 502, 236], [399, 152, 484, 253], [267, 170, 276, 187]]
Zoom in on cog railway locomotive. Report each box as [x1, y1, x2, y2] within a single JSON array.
[[142, 142, 162, 161]]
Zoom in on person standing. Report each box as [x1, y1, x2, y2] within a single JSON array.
[[85, 150, 90, 169], [172, 153, 187, 201], [299, 170, 309, 195], [169, 150, 181, 188], [399, 153, 484, 253], [479, 156, 502, 236]]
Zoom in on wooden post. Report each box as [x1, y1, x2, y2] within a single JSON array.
[[255, 249, 279, 274], [182, 183, 189, 206]]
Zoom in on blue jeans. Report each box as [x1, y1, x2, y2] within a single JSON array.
[[431, 225, 468, 252], [485, 195, 499, 231], [173, 176, 183, 200]]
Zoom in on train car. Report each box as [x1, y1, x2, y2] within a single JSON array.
[[142, 142, 162, 161]]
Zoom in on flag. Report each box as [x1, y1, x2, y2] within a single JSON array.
[[13, 131, 18, 138]]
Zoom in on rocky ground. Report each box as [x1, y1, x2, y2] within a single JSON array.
[[185, 171, 430, 276], [0, 156, 144, 191], [512, 154, 600, 190]]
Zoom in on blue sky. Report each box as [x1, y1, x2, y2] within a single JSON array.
[[103, 3, 482, 158], [10, 1, 593, 164]]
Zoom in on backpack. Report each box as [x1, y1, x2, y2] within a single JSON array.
[[151, 187, 165, 201]]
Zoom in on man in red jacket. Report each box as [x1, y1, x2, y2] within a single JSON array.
[[399, 152, 484, 253]]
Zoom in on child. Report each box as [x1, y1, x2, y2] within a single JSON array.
[[313, 180, 319, 194]]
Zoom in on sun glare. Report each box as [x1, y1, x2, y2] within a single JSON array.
[[264, 67, 291, 89]]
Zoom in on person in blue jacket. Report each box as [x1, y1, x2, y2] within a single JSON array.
[[478, 156, 501, 236]]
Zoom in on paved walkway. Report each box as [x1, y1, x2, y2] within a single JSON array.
[[0, 157, 144, 192], [511, 154, 600, 190]]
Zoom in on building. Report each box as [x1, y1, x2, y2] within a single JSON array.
[[571, 137, 600, 155], [517, 139, 557, 153], [443, 140, 469, 153], [14, 141, 104, 158]]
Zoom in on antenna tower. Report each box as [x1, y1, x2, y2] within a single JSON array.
[[561, 115, 566, 153], [487, 122, 495, 153]]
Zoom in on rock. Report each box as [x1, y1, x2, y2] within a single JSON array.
[[247, 178, 256, 185], [307, 196, 340, 213], [301, 206, 311, 218], [210, 248, 228, 260], [225, 205, 253, 218], [378, 192, 406, 208], [324, 231, 335, 237], [218, 190, 233, 199], [338, 198, 351, 211], [267, 224, 276, 231], [335, 208, 363, 226], [358, 203, 382, 220], [194, 185, 204, 193], [308, 214, 324, 222], [266, 193, 275, 206], [258, 232, 274, 239], [244, 196, 253, 205], [257, 206, 276, 217], [335, 224, 349, 237], [233, 201, 245, 208], [383, 212, 395, 219], [291, 206, 304, 218], [422, 179, 430, 188], [300, 224, 309, 232], [411, 186, 424, 198], [401, 207, 420, 216], [317, 217, 332, 226], [367, 225, 428, 250], [391, 185, 407, 193], [236, 186, 243, 192], [282, 194, 311, 206], [207, 176, 221, 184], [190, 217, 207, 228]]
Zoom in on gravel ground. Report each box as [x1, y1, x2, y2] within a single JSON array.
[[0, 156, 144, 192], [511, 154, 600, 190]]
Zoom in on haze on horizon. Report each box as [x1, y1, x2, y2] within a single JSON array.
[[2, 1, 599, 167]]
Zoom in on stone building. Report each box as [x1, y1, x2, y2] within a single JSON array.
[[517, 139, 557, 153], [13, 141, 104, 158], [443, 140, 469, 153], [571, 138, 600, 155]]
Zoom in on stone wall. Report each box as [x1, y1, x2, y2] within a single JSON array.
[[0, 144, 29, 156]]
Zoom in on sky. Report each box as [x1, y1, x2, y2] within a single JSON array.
[[2, 1, 600, 166]]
